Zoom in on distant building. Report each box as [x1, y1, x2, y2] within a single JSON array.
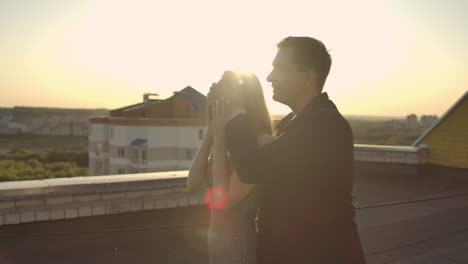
[[0, 110, 89, 136], [88, 86, 207, 176], [420, 115, 438, 129], [413, 91, 468, 169], [406, 114, 418, 129], [28, 120, 88, 136], [0, 111, 27, 134], [0, 111, 13, 123], [0, 121, 27, 134], [406, 114, 439, 130]]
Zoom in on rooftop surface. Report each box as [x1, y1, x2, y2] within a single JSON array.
[[1, 171, 468, 264]]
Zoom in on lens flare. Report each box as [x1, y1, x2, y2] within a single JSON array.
[[204, 187, 228, 210]]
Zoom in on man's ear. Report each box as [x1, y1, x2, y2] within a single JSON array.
[[305, 71, 317, 88]]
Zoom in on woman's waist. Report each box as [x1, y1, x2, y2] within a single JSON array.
[[209, 208, 258, 223]]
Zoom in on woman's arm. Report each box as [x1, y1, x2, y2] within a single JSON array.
[[186, 84, 216, 192], [186, 129, 213, 192], [211, 99, 275, 209], [212, 133, 255, 209], [221, 133, 274, 209], [210, 98, 231, 206]]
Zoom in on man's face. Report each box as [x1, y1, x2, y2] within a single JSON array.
[[266, 47, 311, 105]]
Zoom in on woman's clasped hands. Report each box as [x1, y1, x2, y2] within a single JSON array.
[[211, 96, 231, 143]]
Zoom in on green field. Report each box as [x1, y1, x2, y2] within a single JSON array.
[[348, 119, 425, 146], [0, 135, 89, 181]]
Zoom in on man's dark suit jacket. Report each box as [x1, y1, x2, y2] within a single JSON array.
[[226, 92, 366, 264]]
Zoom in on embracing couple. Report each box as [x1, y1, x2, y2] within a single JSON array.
[[187, 36, 366, 264]]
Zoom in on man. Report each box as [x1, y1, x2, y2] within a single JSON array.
[[226, 37, 366, 263]]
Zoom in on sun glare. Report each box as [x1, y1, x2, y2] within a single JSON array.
[[0, 0, 465, 116]]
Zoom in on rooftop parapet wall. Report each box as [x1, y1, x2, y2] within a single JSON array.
[[0, 171, 205, 227], [354, 144, 430, 164]]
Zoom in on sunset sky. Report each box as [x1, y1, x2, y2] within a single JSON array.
[[0, 0, 466, 116]]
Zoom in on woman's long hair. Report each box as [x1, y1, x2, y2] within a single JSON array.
[[221, 70, 272, 136], [206, 71, 272, 171]]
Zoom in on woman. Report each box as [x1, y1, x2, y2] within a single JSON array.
[[187, 70, 273, 264]]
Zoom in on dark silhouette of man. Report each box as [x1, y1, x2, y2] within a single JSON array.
[[226, 37, 366, 263]]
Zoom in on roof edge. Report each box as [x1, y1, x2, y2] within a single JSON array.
[[412, 90, 467, 146]]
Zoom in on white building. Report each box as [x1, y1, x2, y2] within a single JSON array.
[[88, 86, 207, 176]]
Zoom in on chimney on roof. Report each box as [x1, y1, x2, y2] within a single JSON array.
[[143, 93, 159, 103]]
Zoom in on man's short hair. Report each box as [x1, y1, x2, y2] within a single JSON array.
[[277, 37, 332, 91]]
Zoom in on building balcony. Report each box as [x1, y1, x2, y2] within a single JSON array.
[[129, 158, 148, 166]]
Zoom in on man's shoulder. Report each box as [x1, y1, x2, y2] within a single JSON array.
[[274, 112, 294, 134], [306, 107, 352, 137], [310, 107, 348, 125]]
